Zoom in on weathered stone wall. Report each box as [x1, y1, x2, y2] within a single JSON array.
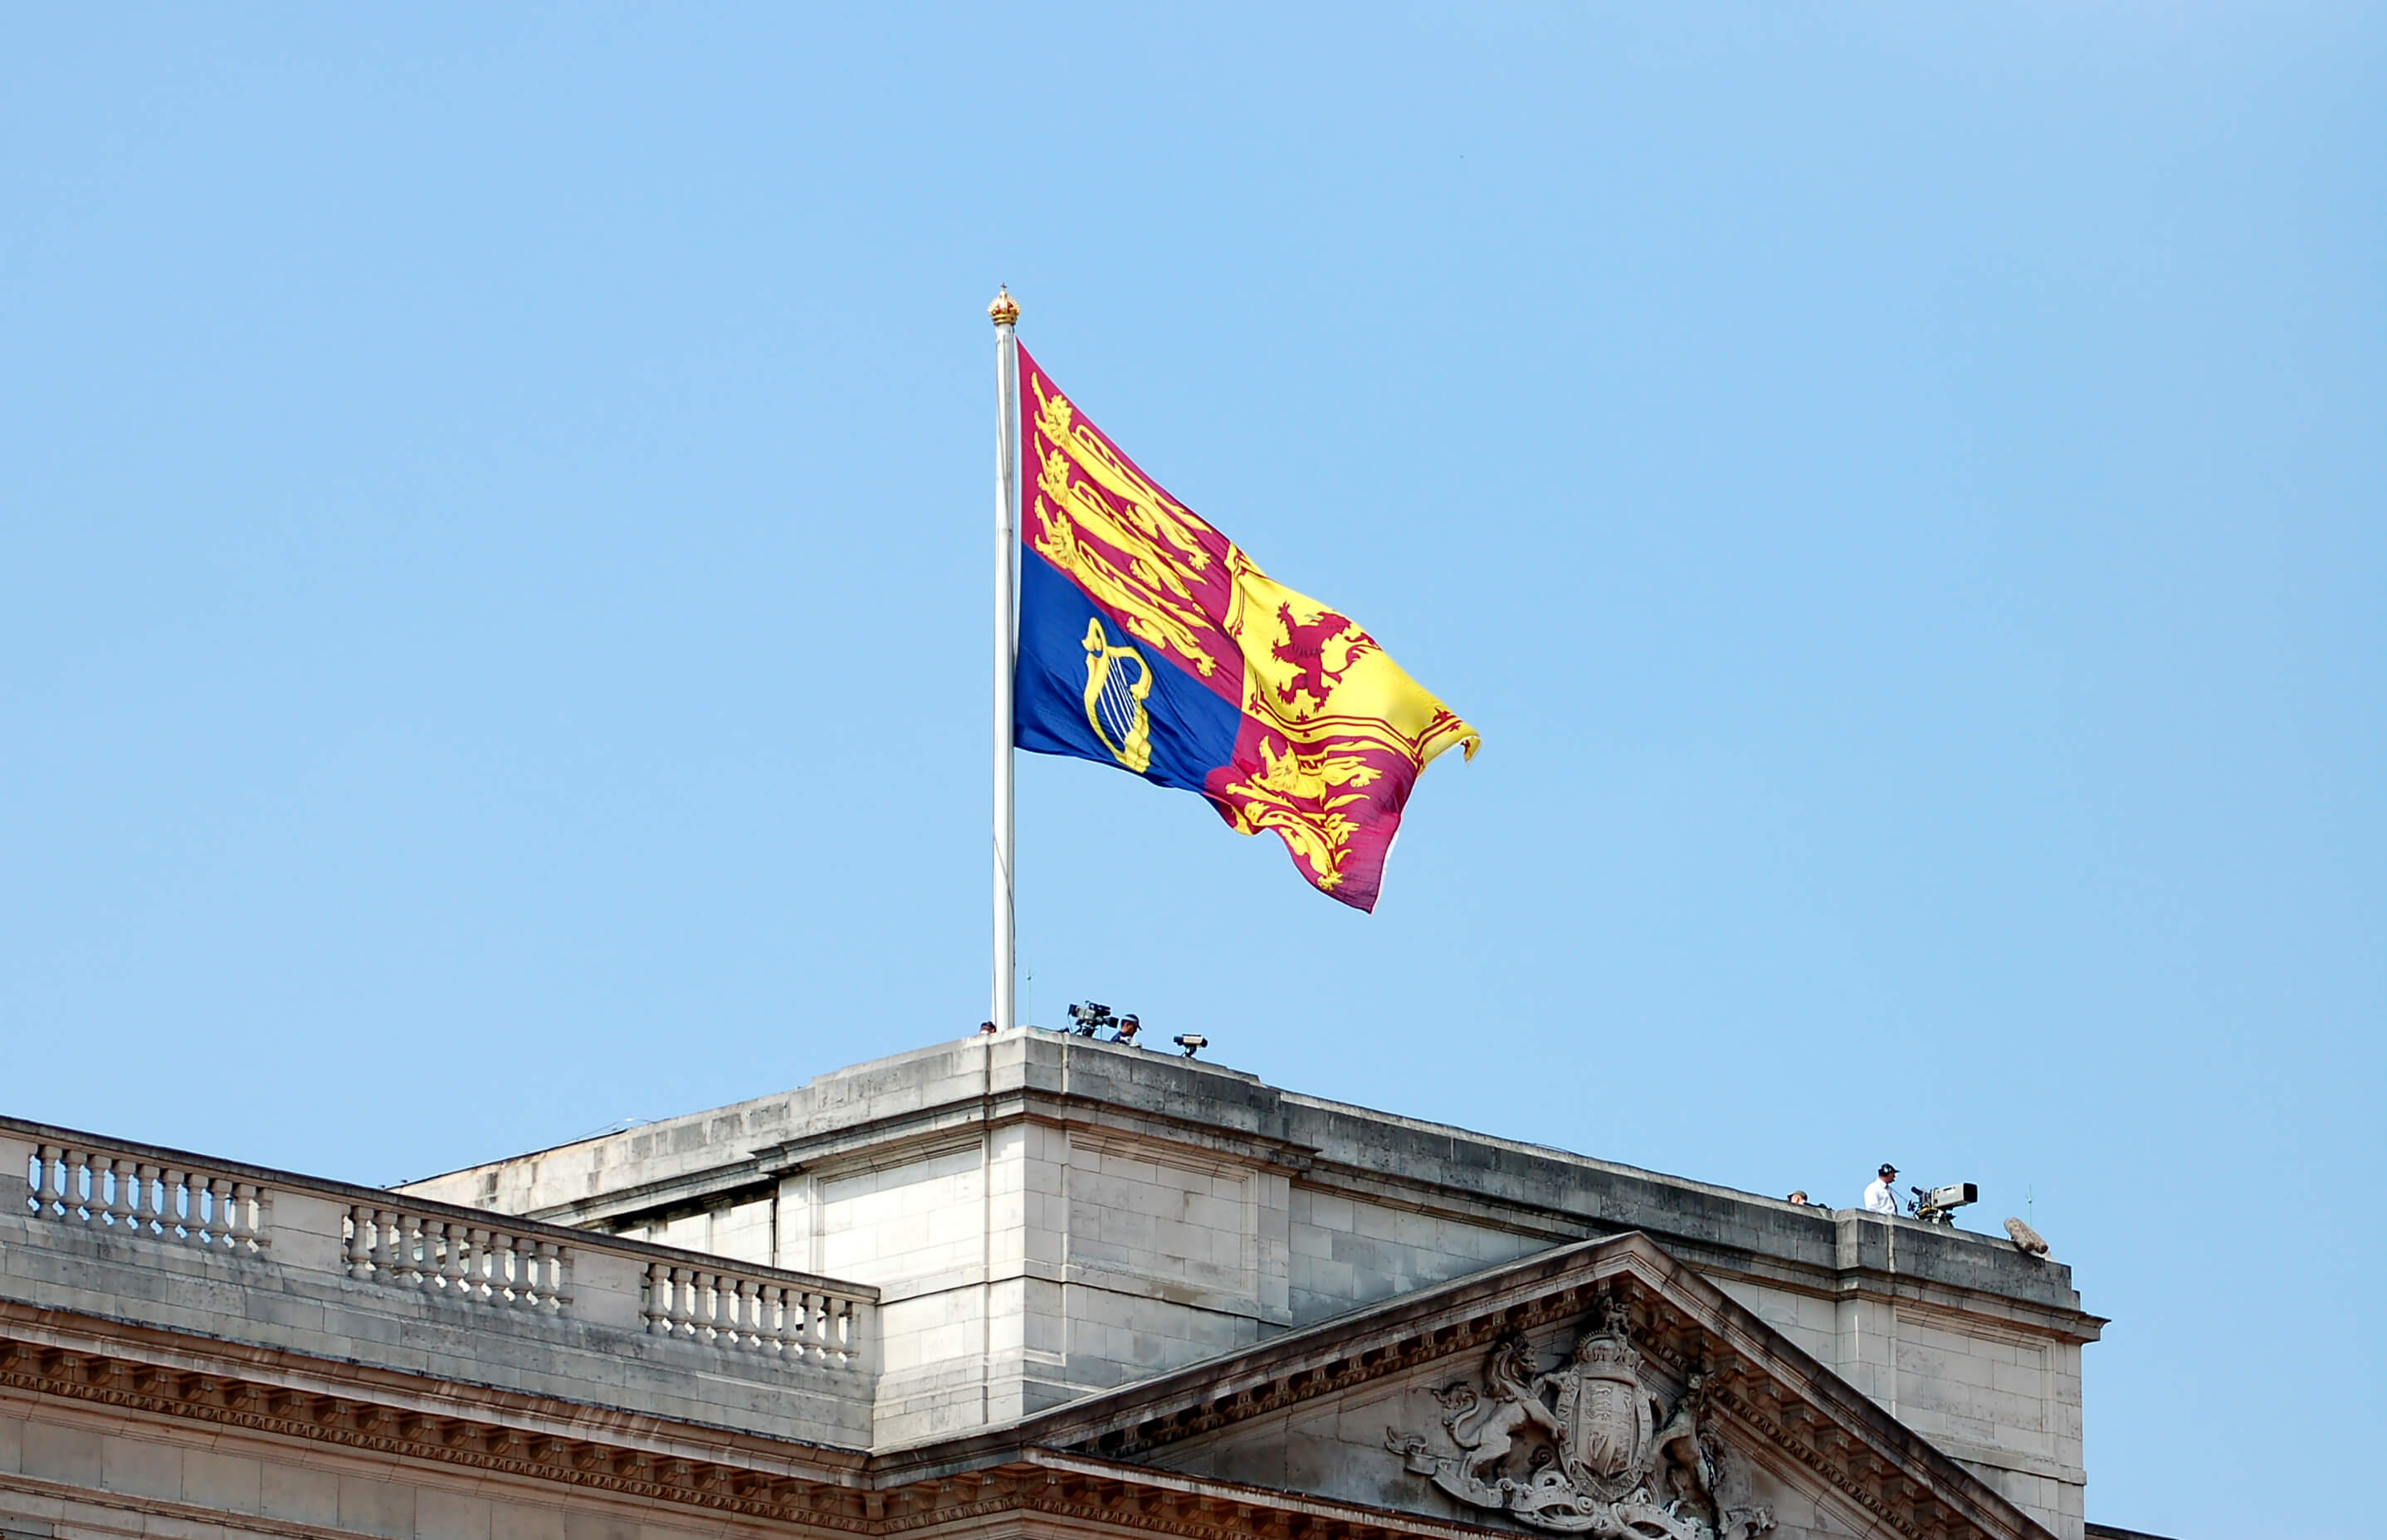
[[398, 1031, 2097, 1536], [1287, 1186, 1544, 1318]]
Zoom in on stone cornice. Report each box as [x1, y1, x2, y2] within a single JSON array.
[[0, 1327, 1515, 1540], [746, 1089, 1325, 1186]]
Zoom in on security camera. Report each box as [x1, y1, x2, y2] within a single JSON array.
[[1172, 1034, 1208, 1058]]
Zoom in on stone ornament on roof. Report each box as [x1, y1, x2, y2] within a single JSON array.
[[1386, 1293, 1775, 1539]]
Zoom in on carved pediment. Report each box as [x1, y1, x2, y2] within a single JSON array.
[[951, 1233, 2056, 1540], [1383, 1293, 1773, 1538]]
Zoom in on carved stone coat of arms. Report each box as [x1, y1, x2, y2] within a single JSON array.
[[1385, 1300, 1774, 1539]]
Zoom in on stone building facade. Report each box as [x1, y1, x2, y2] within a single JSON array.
[[2, 1031, 2117, 1540]]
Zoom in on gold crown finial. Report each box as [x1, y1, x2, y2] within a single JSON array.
[[988, 285, 1019, 326]]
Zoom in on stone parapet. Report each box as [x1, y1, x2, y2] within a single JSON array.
[[0, 1116, 880, 1450]]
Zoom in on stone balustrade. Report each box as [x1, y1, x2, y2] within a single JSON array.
[[25, 1141, 270, 1254], [642, 1260, 860, 1363], [344, 1203, 573, 1312], [0, 1114, 880, 1449]]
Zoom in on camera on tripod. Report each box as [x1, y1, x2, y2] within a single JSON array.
[[1908, 1182, 1978, 1226], [1067, 1001, 1113, 1037]]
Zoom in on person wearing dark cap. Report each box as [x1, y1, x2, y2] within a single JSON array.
[[1862, 1163, 1901, 1216]]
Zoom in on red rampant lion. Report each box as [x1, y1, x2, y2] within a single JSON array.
[[1271, 603, 1375, 713]]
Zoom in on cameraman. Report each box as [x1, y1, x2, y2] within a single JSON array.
[[1862, 1163, 1901, 1216]]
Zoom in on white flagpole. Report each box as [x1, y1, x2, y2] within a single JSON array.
[[989, 287, 1021, 1031]]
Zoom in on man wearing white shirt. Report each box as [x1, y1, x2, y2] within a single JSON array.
[[1862, 1162, 1901, 1216]]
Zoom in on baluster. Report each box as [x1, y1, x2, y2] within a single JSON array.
[[671, 1266, 697, 1338], [344, 1206, 368, 1276], [413, 1218, 442, 1292], [528, 1240, 555, 1309], [369, 1207, 398, 1278], [229, 1179, 260, 1250], [101, 1157, 134, 1229], [644, 1262, 670, 1333], [510, 1238, 537, 1307], [35, 1146, 61, 1218], [742, 1282, 766, 1353], [488, 1232, 517, 1304], [412, 1211, 438, 1283], [710, 1273, 732, 1342], [233, 1179, 260, 1250], [156, 1168, 183, 1240], [792, 1289, 813, 1358], [124, 1162, 151, 1235], [170, 1169, 195, 1242], [732, 1278, 758, 1348], [832, 1296, 853, 1362], [548, 1243, 573, 1315], [504, 1235, 530, 1305], [759, 1284, 788, 1356]]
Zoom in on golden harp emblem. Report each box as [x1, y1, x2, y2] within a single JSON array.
[[1081, 618, 1154, 773]]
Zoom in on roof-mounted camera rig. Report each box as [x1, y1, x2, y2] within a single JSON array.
[[1908, 1182, 1979, 1226]]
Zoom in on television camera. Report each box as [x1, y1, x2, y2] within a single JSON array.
[[1907, 1182, 1979, 1226], [1067, 1002, 1144, 1045]]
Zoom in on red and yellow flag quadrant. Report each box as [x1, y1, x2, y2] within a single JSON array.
[[1013, 343, 1477, 912]]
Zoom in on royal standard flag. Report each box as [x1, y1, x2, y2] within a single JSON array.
[[1013, 344, 1477, 912]]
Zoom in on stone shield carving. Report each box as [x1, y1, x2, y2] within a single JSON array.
[[1385, 1299, 1774, 1540]]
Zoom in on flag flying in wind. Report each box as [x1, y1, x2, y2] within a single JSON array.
[[1013, 344, 1477, 911]]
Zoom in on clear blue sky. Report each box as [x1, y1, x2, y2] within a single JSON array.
[[5, 8, 2379, 1534]]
